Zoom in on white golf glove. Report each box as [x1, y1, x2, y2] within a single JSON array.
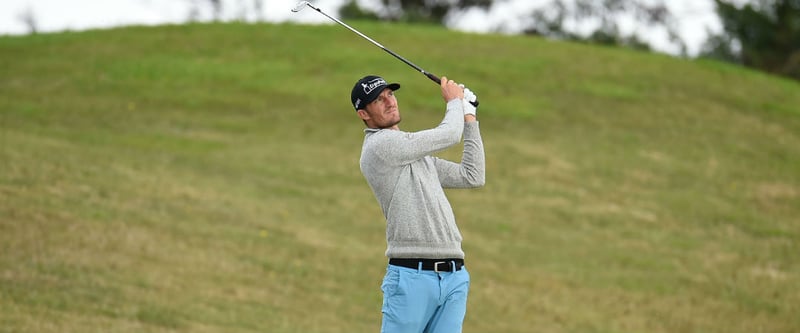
[[460, 84, 478, 116]]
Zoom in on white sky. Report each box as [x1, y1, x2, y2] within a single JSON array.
[[1, 0, 722, 56]]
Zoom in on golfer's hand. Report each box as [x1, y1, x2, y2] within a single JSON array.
[[459, 84, 478, 114], [457, 84, 478, 121], [440, 77, 464, 102], [462, 86, 477, 105]]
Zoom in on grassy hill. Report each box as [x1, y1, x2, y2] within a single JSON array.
[[1, 21, 799, 333]]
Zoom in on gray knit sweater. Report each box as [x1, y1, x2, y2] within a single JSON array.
[[359, 98, 485, 259]]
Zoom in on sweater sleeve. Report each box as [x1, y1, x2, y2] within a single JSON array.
[[434, 121, 486, 188], [373, 99, 466, 166]]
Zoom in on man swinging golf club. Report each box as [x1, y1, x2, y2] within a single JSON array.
[[352, 74, 485, 333], [292, 2, 484, 331]]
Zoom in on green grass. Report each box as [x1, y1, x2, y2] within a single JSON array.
[[1, 21, 799, 333]]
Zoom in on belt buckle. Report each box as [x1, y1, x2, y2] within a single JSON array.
[[434, 261, 449, 273]]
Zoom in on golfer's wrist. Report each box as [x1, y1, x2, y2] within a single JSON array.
[[446, 98, 462, 110]]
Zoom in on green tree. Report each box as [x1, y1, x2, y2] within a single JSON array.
[[524, 0, 683, 54], [701, 0, 800, 80], [340, 1, 381, 21], [339, 0, 685, 55], [341, 0, 492, 23]]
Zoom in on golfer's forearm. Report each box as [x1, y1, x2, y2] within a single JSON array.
[[378, 99, 464, 165], [426, 98, 465, 146], [439, 98, 466, 134], [462, 121, 485, 186]]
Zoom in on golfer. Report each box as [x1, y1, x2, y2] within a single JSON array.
[[351, 74, 485, 333]]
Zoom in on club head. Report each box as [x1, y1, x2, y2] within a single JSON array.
[[291, 1, 310, 13]]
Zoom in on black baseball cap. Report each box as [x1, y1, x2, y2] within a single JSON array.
[[351, 75, 401, 111]]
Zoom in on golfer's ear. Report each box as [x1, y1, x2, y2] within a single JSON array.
[[357, 109, 370, 121]]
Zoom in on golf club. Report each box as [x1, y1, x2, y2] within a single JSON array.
[[291, 1, 478, 107]]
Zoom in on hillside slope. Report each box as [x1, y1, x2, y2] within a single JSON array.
[[1, 22, 799, 333]]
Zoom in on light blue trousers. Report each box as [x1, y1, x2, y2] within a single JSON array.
[[380, 263, 470, 333]]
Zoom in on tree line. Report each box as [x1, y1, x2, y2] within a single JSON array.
[[15, 0, 798, 81], [339, 0, 799, 81]]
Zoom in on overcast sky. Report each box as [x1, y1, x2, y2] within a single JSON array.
[[1, 0, 722, 56]]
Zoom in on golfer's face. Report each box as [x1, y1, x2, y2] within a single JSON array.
[[365, 88, 400, 128]]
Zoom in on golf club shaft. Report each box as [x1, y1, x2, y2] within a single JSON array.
[[306, 4, 440, 84], [300, 2, 478, 106]]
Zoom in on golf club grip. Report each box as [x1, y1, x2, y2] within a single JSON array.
[[425, 72, 480, 107], [425, 72, 441, 84]]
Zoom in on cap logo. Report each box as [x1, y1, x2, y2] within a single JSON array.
[[361, 78, 387, 95]]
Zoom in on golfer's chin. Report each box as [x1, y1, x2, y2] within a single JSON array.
[[378, 116, 401, 129]]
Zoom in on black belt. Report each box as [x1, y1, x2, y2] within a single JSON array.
[[389, 258, 464, 272]]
